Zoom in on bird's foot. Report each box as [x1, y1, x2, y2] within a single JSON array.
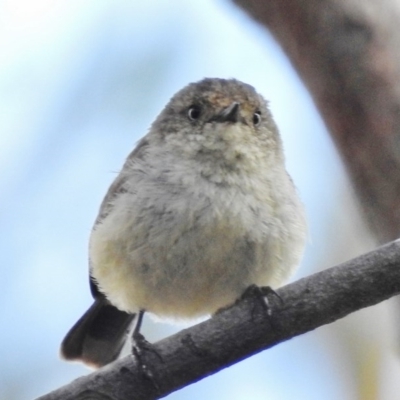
[[240, 284, 283, 317], [132, 333, 163, 392]]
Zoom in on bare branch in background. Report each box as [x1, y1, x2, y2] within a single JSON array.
[[234, 0, 400, 243]]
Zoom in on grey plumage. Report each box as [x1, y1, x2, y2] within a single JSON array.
[[60, 78, 307, 367]]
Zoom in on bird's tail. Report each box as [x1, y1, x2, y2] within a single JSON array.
[[60, 298, 135, 368]]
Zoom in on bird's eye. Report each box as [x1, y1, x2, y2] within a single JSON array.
[[187, 105, 201, 121], [253, 111, 261, 126]]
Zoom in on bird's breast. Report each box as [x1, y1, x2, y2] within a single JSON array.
[[89, 168, 303, 319]]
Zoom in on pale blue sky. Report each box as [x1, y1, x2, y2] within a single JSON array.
[[0, 1, 370, 399]]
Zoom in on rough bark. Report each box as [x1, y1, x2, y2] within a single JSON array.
[[37, 240, 400, 400]]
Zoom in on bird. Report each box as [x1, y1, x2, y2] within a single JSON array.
[[60, 78, 307, 368]]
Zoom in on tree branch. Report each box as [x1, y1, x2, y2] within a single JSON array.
[[234, 0, 400, 243], [36, 240, 400, 400]]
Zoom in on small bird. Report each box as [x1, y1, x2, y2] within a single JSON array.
[[61, 78, 307, 368]]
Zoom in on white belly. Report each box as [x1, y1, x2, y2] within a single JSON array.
[[89, 174, 305, 319]]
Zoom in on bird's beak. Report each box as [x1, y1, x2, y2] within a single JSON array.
[[213, 102, 240, 123]]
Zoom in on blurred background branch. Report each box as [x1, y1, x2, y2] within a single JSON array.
[[234, 0, 400, 243]]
